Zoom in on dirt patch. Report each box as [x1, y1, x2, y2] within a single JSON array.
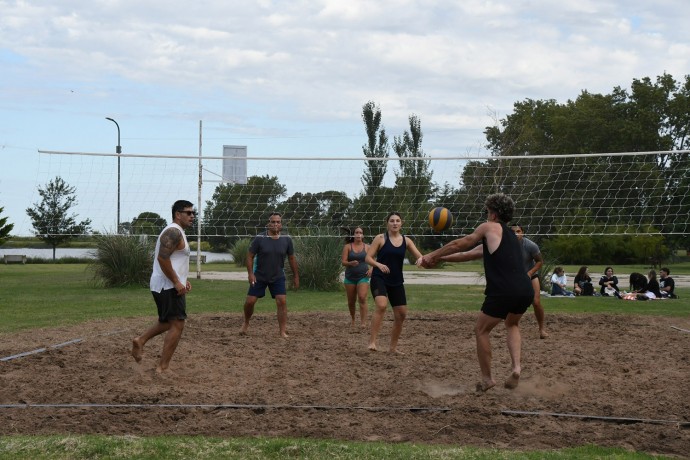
[[1, 312, 689, 457]]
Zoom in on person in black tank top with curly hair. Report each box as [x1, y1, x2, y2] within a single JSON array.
[[365, 212, 424, 353], [421, 194, 533, 392]]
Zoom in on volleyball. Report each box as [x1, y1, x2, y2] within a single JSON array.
[[428, 207, 453, 232]]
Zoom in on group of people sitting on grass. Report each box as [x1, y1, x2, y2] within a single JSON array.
[[549, 265, 677, 300]]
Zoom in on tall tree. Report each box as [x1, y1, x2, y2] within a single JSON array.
[[349, 186, 397, 237], [26, 176, 92, 260], [0, 205, 14, 246], [392, 114, 435, 235], [361, 101, 389, 194]]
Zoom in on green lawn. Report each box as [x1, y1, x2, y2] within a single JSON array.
[[0, 435, 669, 460], [1, 264, 687, 334], [0, 263, 685, 459]]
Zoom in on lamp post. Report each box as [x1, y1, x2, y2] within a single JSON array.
[[105, 117, 122, 232]]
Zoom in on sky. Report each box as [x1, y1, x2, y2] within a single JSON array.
[[1, 0, 689, 236]]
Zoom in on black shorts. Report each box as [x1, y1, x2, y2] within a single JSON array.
[[370, 276, 407, 307], [481, 295, 532, 319], [152, 288, 187, 322]]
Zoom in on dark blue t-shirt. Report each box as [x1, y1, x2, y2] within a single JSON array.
[[249, 232, 294, 283]]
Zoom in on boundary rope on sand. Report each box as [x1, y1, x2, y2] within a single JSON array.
[[0, 329, 129, 362], [0, 402, 451, 413], [502, 409, 690, 427]]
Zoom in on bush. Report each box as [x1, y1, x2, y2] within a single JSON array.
[[88, 235, 153, 287], [27, 256, 93, 264], [288, 229, 343, 291], [231, 238, 252, 267]]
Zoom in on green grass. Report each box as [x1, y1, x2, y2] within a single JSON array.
[[0, 435, 671, 459], [0, 264, 685, 459], [1, 264, 688, 334]]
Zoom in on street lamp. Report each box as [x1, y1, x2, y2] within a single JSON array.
[[105, 117, 122, 232]]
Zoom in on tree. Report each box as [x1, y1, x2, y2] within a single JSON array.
[[203, 175, 287, 251], [361, 101, 389, 194], [26, 176, 92, 260], [278, 190, 352, 230], [392, 114, 436, 238], [0, 205, 14, 246], [349, 186, 397, 237], [130, 212, 167, 236], [482, 73, 690, 243]]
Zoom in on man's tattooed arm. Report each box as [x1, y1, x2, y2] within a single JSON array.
[[158, 228, 182, 260]]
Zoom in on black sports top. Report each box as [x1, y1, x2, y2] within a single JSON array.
[[371, 232, 406, 287], [482, 222, 534, 297]]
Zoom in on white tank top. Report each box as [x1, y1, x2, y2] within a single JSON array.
[[150, 223, 190, 292]]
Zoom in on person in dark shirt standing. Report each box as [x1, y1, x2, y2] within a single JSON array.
[[511, 224, 548, 338], [241, 212, 299, 338], [422, 193, 533, 392]]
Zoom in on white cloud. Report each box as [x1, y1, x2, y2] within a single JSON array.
[[2, 0, 690, 233]]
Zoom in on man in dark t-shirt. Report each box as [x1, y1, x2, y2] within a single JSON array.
[[511, 225, 548, 339], [659, 267, 676, 298], [422, 193, 532, 393], [241, 212, 299, 338]]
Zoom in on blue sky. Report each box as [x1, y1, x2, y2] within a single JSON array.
[[1, 1, 689, 235]]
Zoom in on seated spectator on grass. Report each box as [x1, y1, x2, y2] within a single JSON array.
[[645, 270, 662, 298], [573, 266, 593, 296], [599, 267, 620, 296], [659, 267, 677, 298], [619, 270, 662, 301], [629, 272, 648, 293], [551, 267, 574, 296]]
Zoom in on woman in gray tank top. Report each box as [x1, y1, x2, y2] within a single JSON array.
[[341, 226, 371, 329]]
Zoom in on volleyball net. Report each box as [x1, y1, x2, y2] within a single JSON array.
[[25, 149, 689, 250]]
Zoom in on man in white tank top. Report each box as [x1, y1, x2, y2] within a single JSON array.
[[131, 200, 195, 373]]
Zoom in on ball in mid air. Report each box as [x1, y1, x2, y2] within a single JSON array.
[[428, 207, 453, 232]]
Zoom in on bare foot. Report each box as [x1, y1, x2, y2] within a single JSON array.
[[540, 329, 549, 339], [131, 338, 143, 363], [155, 366, 176, 376], [280, 332, 289, 339], [504, 372, 520, 389], [368, 344, 378, 352], [239, 330, 248, 336], [389, 349, 404, 355], [475, 380, 496, 392]]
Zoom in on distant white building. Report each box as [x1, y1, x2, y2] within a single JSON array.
[[222, 145, 247, 185]]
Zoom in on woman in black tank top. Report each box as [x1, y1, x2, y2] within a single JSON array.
[[364, 212, 424, 354], [419, 194, 532, 393]]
